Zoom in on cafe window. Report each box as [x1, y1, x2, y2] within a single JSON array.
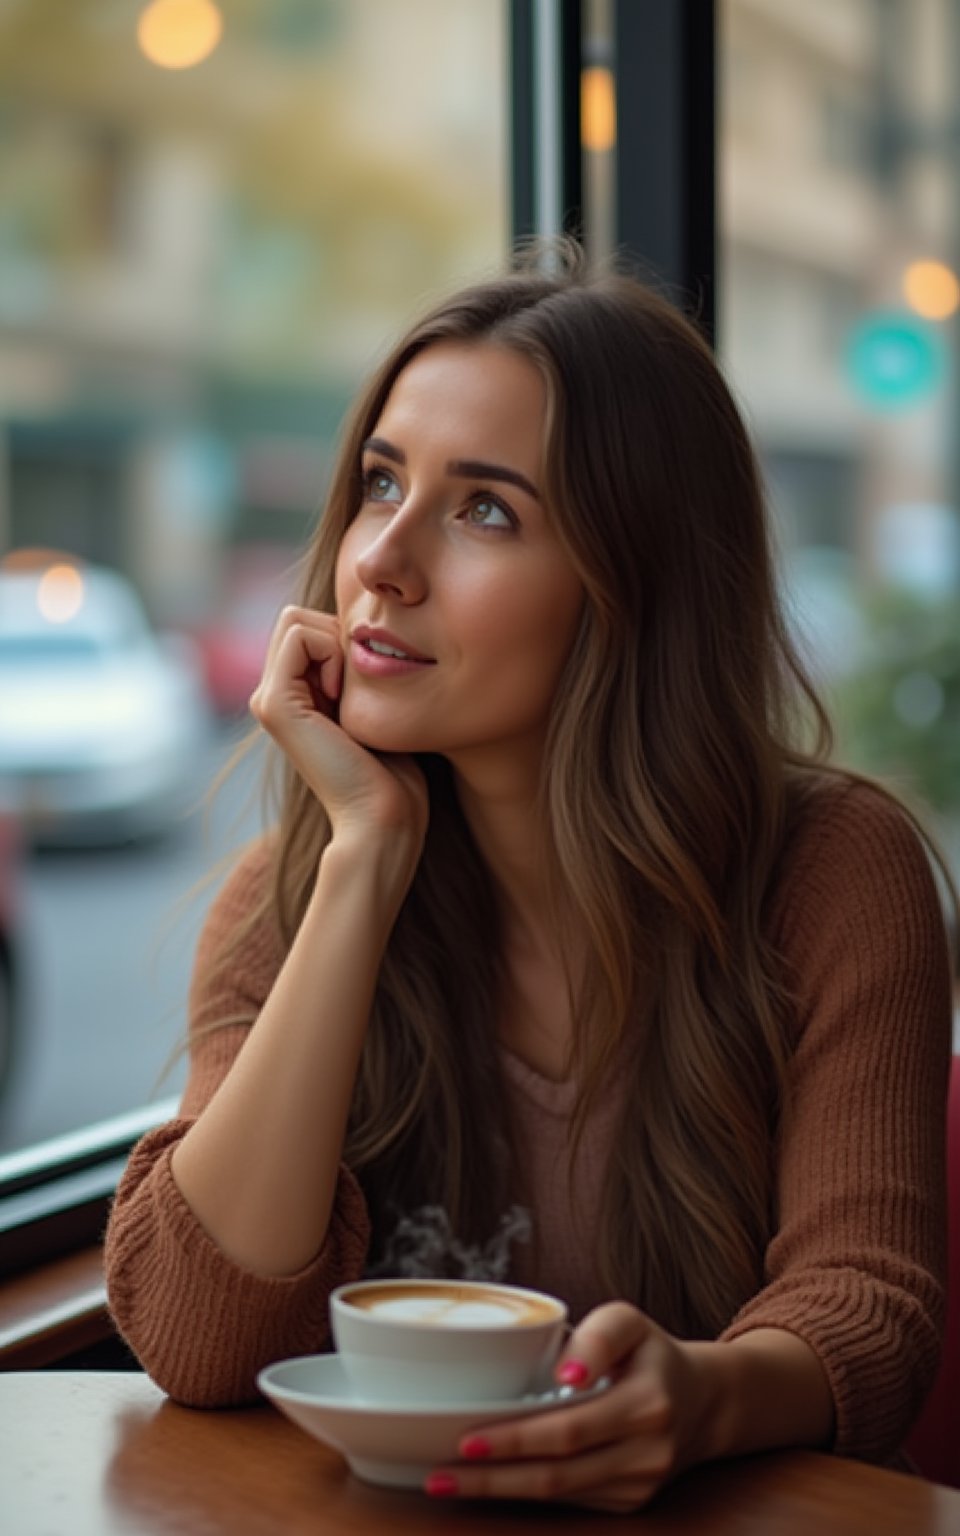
[[0, 0, 509, 1170], [0, 0, 680, 1266], [5, 0, 954, 1263], [1, 0, 721, 1247]]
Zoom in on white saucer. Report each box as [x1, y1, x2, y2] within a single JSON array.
[[257, 1353, 610, 1490]]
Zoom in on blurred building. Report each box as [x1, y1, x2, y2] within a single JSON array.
[[721, 0, 958, 579], [3, 0, 959, 625], [0, 0, 506, 623]]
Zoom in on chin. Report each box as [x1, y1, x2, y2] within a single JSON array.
[[338, 700, 429, 755]]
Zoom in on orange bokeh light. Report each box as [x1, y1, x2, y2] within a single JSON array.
[[902, 259, 960, 321], [137, 0, 223, 71], [581, 67, 616, 153], [37, 565, 84, 624]]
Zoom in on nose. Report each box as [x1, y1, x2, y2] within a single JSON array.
[[354, 510, 428, 604]]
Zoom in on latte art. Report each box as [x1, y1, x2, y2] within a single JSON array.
[[342, 1282, 560, 1328]]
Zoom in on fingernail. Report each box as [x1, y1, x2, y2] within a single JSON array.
[[557, 1359, 590, 1386], [460, 1434, 492, 1460], [424, 1473, 459, 1497]]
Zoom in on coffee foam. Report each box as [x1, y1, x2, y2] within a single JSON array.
[[343, 1283, 558, 1328]]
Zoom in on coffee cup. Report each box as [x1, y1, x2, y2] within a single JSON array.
[[329, 1277, 568, 1406]]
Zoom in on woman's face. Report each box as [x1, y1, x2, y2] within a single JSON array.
[[335, 340, 584, 770]]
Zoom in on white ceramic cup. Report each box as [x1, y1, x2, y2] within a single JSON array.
[[329, 1277, 568, 1406]]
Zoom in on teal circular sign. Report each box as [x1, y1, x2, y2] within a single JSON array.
[[845, 311, 945, 409]]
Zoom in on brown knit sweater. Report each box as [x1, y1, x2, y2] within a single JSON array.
[[105, 778, 953, 1464]]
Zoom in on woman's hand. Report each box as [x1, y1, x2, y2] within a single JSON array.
[[425, 1302, 715, 1514], [426, 1304, 834, 1514], [249, 606, 428, 853]]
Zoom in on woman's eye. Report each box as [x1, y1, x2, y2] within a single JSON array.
[[364, 468, 402, 503], [463, 498, 515, 530]]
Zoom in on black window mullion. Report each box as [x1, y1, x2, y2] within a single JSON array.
[[560, 0, 584, 238], [509, 0, 537, 242], [613, 0, 716, 337]]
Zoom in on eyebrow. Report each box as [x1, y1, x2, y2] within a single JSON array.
[[362, 436, 405, 466], [361, 437, 541, 502], [448, 459, 541, 501]]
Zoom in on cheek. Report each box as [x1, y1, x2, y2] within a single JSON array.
[[470, 573, 583, 691], [519, 570, 584, 661]]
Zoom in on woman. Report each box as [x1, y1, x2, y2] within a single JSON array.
[[106, 248, 955, 1512]]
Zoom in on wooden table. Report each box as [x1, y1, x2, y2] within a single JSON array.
[[4, 1371, 960, 1535]]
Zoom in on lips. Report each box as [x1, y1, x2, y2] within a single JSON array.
[[351, 625, 435, 663]]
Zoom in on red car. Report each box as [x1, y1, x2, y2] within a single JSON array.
[[192, 548, 299, 717]]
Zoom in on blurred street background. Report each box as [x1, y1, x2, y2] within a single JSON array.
[[1, 0, 959, 1153], [0, 728, 264, 1152]]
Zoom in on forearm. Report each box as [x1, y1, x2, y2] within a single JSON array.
[[688, 1328, 835, 1464], [171, 832, 410, 1278]]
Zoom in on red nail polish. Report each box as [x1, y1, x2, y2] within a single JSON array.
[[557, 1359, 590, 1386], [425, 1473, 459, 1497], [460, 1434, 492, 1460]]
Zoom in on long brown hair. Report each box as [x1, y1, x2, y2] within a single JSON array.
[[218, 245, 949, 1336]]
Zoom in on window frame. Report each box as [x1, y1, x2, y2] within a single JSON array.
[[0, 1098, 178, 1277]]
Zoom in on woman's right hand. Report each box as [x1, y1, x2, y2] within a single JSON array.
[[249, 606, 429, 857]]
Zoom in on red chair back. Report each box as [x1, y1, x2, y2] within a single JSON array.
[[906, 1054, 960, 1486]]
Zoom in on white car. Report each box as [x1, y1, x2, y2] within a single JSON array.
[[0, 558, 213, 845]]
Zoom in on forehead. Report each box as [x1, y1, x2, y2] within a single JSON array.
[[372, 341, 547, 467]]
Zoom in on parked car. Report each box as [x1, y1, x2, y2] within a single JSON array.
[[0, 556, 213, 845], [0, 807, 21, 1106]]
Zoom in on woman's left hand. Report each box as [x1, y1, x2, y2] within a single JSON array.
[[424, 1302, 715, 1514]]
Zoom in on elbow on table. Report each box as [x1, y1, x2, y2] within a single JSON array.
[[104, 1270, 264, 1410], [156, 1370, 264, 1411], [108, 1306, 269, 1409]]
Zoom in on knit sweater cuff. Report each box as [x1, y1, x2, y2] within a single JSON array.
[[719, 1266, 942, 1463]]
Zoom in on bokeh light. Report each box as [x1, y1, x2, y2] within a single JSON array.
[[581, 67, 616, 152], [137, 0, 223, 71], [37, 564, 85, 624], [902, 259, 960, 320]]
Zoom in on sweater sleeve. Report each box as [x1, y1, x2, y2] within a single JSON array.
[[104, 838, 371, 1406], [720, 780, 953, 1463]]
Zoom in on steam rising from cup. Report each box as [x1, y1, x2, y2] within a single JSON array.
[[366, 1203, 532, 1282]]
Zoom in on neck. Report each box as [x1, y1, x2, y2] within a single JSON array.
[[450, 755, 559, 962]]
